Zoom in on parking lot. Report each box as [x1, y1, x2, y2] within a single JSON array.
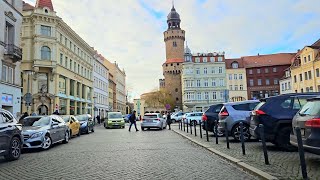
[[0, 123, 257, 180], [173, 123, 320, 179]]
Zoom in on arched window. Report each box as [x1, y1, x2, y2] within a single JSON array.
[[231, 62, 239, 69], [41, 46, 51, 60]]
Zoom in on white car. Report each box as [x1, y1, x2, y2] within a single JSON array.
[[183, 112, 203, 125], [171, 112, 185, 122], [141, 113, 167, 130]]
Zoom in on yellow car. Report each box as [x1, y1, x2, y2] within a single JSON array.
[[61, 115, 81, 137]]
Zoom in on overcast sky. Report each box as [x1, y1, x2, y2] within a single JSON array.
[[25, 0, 320, 101]]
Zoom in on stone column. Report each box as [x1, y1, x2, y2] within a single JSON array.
[[79, 83, 83, 99]]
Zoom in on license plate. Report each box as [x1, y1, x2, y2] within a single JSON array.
[[114, 124, 119, 126], [147, 120, 152, 122]]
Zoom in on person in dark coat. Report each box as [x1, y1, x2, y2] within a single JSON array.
[[129, 110, 139, 132], [96, 115, 101, 124], [53, 110, 59, 115], [166, 112, 172, 130], [19, 112, 29, 123]]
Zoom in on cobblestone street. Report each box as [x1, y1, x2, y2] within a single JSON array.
[[174, 123, 320, 179], [0, 123, 256, 180]]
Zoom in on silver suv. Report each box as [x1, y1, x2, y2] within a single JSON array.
[[218, 100, 259, 141]]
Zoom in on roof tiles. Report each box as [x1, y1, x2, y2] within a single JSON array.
[[35, 0, 54, 11], [242, 53, 296, 68]]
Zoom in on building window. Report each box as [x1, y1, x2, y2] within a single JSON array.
[[305, 72, 308, 80], [304, 57, 306, 63], [219, 79, 224, 86], [229, 74, 232, 80], [41, 25, 51, 36], [195, 58, 200, 63], [288, 82, 291, 90], [212, 79, 216, 86], [60, 33, 63, 42], [265, 68, 269, 73], [218, 67, 223, 73], [239, 74, 243, 79], [220, 91, 224, 99], [211, 67, 215, 74], [218, 57, 223, 62], [229, 85, 233, 90], [70, 60, 73, 70], [205, 92, 209, 99], [310, 86, 313, 92], [249, 69, 253, 74], [282, 83, 285, 91], [74, 62, 76, 72], [41, 46, 51, 60], [210, 57, 215, 62], [196, 68, 200, 74], [78, 64, 80, 74], [173, 41, 177, 47], [249, 79, 254, 86], [65, 37, 67, 46], [258, 79, 262, 86], [308, 55, 311, 61], [300, 74, 303, 81], [232, 62, 239, 69], [240, 85, 243, 90], [301, 88, 304, 93], [196, 80, 201, 87], [65, 57, 68, 67], [264, 79, 270, 85], [1, 65, 7, 82], [274, 78, 279, 85], [60, 53, 63, 64], [273, 67, 277, 72], [197, 92, 202, 100], [204, 79, 208, 87], [203, 57, 208, 62], [294, 75, 297, 83], [257, 69, 261, 74], [308, 71, 312, 79], [234, 85, 238, 91], [234, 74, 238, 80], [212, 92, 217, 100], [204, 68, 207, 74]]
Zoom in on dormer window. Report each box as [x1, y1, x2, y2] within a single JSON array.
[[231, 62, 239, 69]]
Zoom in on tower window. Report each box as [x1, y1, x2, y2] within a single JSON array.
[[173, 41, 177, 47]]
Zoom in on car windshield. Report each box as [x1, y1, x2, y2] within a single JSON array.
[[144, 115, 158, 119], [76, 115, 87, 121], [21, 117, 42, 126], [61, 116, 70, 122], [108, 113, 122, 119], [30, 116, 50, 127], [299, 101, 320, 116]]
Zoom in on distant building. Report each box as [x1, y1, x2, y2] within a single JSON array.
[[181, 44, 227, 112], [0, 0, 23, 117], [243, 53, 296, 99], [108, 72, 116, 111], [279, 68, 294, 94], [225, 58, 248, 101]]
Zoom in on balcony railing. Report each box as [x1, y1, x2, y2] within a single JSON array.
[[4, 44, 22, 62]]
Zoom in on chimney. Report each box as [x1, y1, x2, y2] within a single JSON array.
[[258, 53, 260, 56]]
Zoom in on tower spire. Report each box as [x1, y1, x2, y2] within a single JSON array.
[[35, 0, 54, 11], [172, 0, 175, 10]]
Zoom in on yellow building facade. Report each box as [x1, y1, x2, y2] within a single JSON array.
[[291, 46, 320, 93], [21, 1, 94, 115]]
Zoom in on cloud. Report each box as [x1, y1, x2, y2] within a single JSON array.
[[24, 0, 320, 100]]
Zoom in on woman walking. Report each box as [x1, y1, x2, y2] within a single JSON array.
[[166, 112, 172, 130]]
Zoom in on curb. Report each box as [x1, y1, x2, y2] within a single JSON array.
[[173, 129, 278, 180]]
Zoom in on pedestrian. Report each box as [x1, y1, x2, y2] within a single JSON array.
[[166, 111, 172, 130], [53, 110, 59, 115], [96, 115, 101, 124], [128, 110, 139, 132], [19, 112, 29, 123], [31, 112, 37, 116]]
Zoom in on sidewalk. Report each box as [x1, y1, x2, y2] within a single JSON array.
[[171, 124, 320, 179]]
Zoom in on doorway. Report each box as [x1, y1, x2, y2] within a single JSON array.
[[38, 105, 48, 115]]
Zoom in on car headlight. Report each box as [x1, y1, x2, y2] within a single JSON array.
[[30, 132, 44, 139]]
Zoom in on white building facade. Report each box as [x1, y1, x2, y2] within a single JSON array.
[[0, 0, 23, 117], [182, 46, 227, 112], [93, 53, 109, 119], [280, 68, 294, 94]]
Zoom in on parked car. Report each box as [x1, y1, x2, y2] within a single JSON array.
[[22, 115, 70, 150], [61, 115, 81, 137], [202, 104, 224, 131], [250, 93, 320, 151], [218, 100, 259, 141], [182, 112, 203, 125], [290, 96, 320, 155], [76, 114, 95, 134], [141, 113, 167, 130], [171, 112, 185, 123], [123, 114, 130, 123], [104, 112, 125, 129], [0, 109, 22, 161]]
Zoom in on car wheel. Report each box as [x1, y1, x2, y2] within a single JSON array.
[[172, 119, 176, 123], [77, 129, 81, 137], [141, 127, 145, 131], [232, 123, 251, 141], [4, 137, 21, 161], [91, 127, 95, 133], [42, 135, 52, 150], [276, 126, 297, 152], [69, 130, 72, 138], [63, 131, 69, 144], [86, 126, 90, 134]]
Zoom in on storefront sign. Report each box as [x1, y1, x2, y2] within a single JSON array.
[[2, 94, 13, 106]]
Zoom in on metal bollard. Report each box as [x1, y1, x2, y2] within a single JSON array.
[[259, 124, 269, 165], [183, 120, 185, 132], [215, 120, 219, 144], [225, 121, 230, 149], [240, 122, 246, 155], [205, 121, 209, 142], [194, 121, 197, 136], [295, 127, 308, 180], [199, 121, 203, 139], [186, 120, 189, 133], [190, 120, 193, 135]]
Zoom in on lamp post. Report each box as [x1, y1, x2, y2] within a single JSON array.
[[24, 70, 34, 114]]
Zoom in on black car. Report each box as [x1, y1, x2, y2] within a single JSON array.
[[290, 96, 320, 155], [250, 93, 320, 151], [76, 114, 95, 134], [202, 104, 224, 132], [0, 109, 23, 161]]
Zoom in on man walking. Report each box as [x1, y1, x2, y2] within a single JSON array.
[[166, 112, 172, 130], [129, 110, 139, 132]]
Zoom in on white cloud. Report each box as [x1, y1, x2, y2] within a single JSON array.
[[24, 0, 320, 99]]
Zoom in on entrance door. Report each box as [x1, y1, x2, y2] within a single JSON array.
[[38, 105, 48, 115]]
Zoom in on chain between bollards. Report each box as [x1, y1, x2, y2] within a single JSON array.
[[240, 122, 246, 155], [225, 121, 230, 149], [205, 121, 209, 142], [194, 121, 197, 136], [295, 127, 308, 180], [215, 120, 219, 144], [259, 124, 269, 165], [199, 121, 203, 139]]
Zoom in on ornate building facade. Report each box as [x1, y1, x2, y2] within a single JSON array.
[[21, 0, 94, 115], [161, 5, 185, 110]]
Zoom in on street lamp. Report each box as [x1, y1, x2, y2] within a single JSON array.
[[23, 70, 34, 114]]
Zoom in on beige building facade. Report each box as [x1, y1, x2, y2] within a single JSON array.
[[225, 58, 248, 102], [21, 0, 94, 115], [0, 0, 23, 117]]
